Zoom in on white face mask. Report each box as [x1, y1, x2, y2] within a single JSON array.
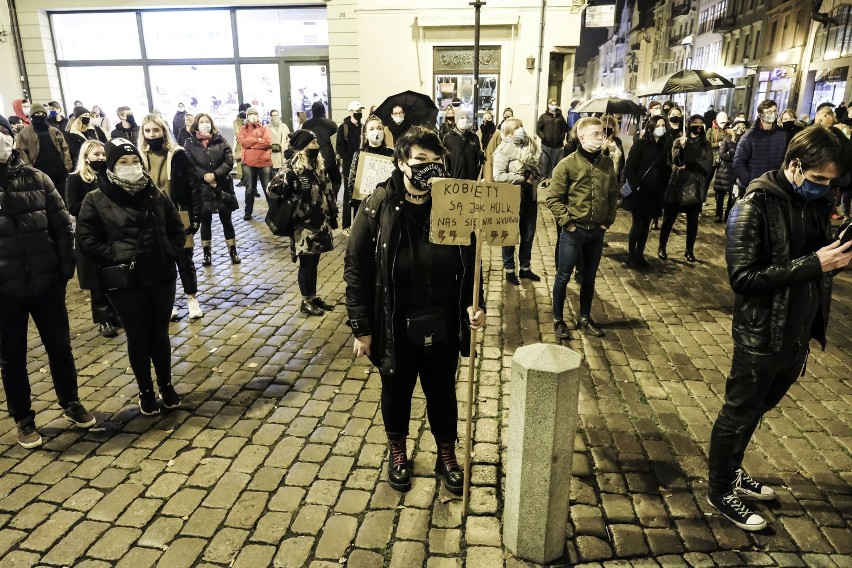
[[650, 108, 662, 116], [392, 115, 404, 125], [0, 133, 13, 163], [581, 137, 603, 152], [114, 163, 145, 183], [762, 111, 777, 123], [21, 105, 31, 116], [248, 115, 259, 124], [457, 118, 470, 131], [549, 105, 558, 112], [199, 123, 212, 133], [513, 127, 527, 143], [653, 126, 667, 138], [367, 129, 384, 144]]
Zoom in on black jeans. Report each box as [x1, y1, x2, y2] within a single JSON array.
[[243, 165, 272, 217], [297, 254, 320, 297], [380, 340, 460, 444], [552, 226, 605, 321], [201, 210, 236, 241], [176, 248, 198, 295], [91, 287, 120, 326], [715, 190, 737, 221], [502, 186, 538, 270], [342, 159, 353, 229], [659, 202, 701, 253], [107, 282, 176, 393], [628, 211, 653, 259], [0, 283, 80, 422], [708, 342, 809, 496]]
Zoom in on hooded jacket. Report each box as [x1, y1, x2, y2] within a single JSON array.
[[536, 109, 568, 148], [336, 116, 363, 167], [303, 102, 339, 171], [11, 99, 30, 126], [732, 120, 787, 190], [344, 169, 483, 375], [726, 170, 834, 352], [0, 154, 75, 297]]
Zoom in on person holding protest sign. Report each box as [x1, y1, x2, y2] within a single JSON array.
[[344, 125, 485, 495], [547, 117, 619, 339], [345, 115, 394, 234], [493, 118, 542, 284]]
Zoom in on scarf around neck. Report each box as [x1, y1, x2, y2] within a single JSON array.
[[106, 169, 149, 195]]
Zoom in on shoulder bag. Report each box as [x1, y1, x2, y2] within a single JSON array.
[[621, 161, 656, 198]]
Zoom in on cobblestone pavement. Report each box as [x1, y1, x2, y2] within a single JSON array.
[[0, 196, 850, 568]]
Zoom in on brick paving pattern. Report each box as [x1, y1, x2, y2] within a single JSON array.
[[0, 197, 850, 567]]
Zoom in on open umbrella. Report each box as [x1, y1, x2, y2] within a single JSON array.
[[374, 90, 439, 128], [575, 97, 644, 116], [660, 70, 735, 94]]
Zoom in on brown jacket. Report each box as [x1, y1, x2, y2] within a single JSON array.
[[14, 125, 72, 172], [481, 129, 502, 181]]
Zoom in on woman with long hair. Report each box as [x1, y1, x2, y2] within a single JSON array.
[[65, 140, 122, 337], [714, 119, 747, 223], [268, 130, 338, 316], [66, 106, 108, 169], [345, 114, 394, 232], [344, 125, 485, 495], [622, 116, 670, 268], [183, 113, 240, 266], [77, 138, 187, 414], [658, 114, 715, 263], [137, 114, 204, 319]]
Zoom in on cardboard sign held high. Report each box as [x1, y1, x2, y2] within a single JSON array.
[[353, 153, 396, 200], [429, 178, 521, 246]]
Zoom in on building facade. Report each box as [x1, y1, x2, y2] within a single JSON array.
[[1, 0, 583, 134]]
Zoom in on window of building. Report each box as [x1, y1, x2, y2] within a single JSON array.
[[52, 12, 141, 60], [753, 30, 761, 58], [433, 46, 500, 125], [142, 10, 233, 59], [768, 21, 777, 55], [236, 8, 327, 56], [813, 6, 852, 60]]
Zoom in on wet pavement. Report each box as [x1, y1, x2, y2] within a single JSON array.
[[0, 196, 850, 567]]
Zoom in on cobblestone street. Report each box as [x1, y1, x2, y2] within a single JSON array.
[[0, 197, 850, 568]]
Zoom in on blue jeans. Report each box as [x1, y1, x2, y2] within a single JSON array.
[[243, 165, 272, 217], [502, 186, 537, 270], [540, 144, 563, 179], [552, 225, 605, 321]]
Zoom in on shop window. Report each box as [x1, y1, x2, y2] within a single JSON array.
[[236, 8, 328, 56], [148, 65, 238, 127], [59, 66, 147, 125], [241, 64, 283, 120], [433, 46, 501, 126], [142, 10, 233, 59], [52, 13, 141, 60]]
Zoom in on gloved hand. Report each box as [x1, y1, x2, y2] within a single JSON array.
[[186, 221, 200, 235]]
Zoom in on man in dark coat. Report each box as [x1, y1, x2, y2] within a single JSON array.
[[708, 126, 852, 532], [336, 101, 364, 199], [303, 101, 340, 189], [443, 109, 483, 180], [703, 104, 718, 128], [536, 98, 569, 178], [172, 103, 187, 139], [111, 106, 139, 142], [732, 99, 787, 193], [0, 115, 95, 449]]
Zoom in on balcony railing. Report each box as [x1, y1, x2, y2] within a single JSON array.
[[669, 33, 687, 48], [713, 16, 736, 33], [671, 2, 691, 19]]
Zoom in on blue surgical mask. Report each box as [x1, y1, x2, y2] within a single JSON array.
[[793, 166, 832, 201], [513, 127, 527, 144]]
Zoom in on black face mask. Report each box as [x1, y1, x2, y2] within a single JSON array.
[[306, 148, 320, 160], [446, 116, 455, 123], [406, 161, 449, 191], [90, 160, 106, 173], [604, 127, 614, 137], [31, 115, 48, 131], [81, 116, 91, 126], [146, 136, 165, 151], [783, 120, 796, 130], [669, 116, 682, 125], [690, 125, 705, 136], [353, 112, 362, 122], [125, 114, 136, 126]]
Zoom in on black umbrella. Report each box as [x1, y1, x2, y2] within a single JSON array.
[[661, 70, 735, 94], [374, 90, 439, 128], [575, 97, 644, 116]]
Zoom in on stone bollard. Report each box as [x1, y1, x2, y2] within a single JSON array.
[[503, 342, 583, 564]]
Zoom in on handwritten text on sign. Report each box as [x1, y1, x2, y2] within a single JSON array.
[[429, 178, 521, 246], [353, 153, 395, 200]]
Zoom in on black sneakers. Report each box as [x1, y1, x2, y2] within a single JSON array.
[[707, 491, 767, 531], [554, 320, 573, 340], [63, 401, 96, 428], [505, 271, 520, 285], [139, 390, 160, 415], [577, 316, 605, 337], [16, 418, 42, 449], [519, 268, 541, 281], [733, 468, 776, 500], [159, 384, 182, 410], [300, 299, 324, 316]]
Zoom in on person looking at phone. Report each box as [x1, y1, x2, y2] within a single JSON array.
[[707, 125, 852, 532]]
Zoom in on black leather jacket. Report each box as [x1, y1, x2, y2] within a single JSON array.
[[344, 169, 483, 375], [726, 171, 834, 352]]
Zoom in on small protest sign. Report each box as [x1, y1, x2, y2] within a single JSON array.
[[429, 178, 521, 246], [353, 153, 395, 200]]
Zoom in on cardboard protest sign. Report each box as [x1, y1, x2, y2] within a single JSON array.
[[429, 178, 521, 246], [353, 153, 395, 200]]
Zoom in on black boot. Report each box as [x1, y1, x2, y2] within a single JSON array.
[[202, 246, 212, 267], [657, 246, 668, 260], [387, 437, 412, 492], [229, 246, 241, 265], [435, 442, 464, 495]]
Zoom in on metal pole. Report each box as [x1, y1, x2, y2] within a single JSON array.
[[471, 1, 485, 127]]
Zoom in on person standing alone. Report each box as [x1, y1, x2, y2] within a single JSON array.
[[238, 106, 273, 220], [337, 101, 364, 230], [536, 98, 568, 179]]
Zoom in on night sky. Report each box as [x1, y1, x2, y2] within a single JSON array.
[[576, 27, 610, 69]]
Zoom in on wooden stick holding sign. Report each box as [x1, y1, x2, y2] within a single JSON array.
[[352, 153, 396, 200], [429, 178, 521, 514]]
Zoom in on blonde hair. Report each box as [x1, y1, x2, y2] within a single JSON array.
[[138, 113, 180, 152], [360, 115, 388, 150], [500, 118, 521, 137], [575, 117, 602, 135], [291, 149, 327, 182], [73, 140, 105, 183]]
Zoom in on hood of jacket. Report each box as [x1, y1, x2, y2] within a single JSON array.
[[744, 170, 793, 202], [11, 99, 30, 124]]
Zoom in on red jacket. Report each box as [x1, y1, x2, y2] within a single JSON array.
[[238, 123, 272, 168]]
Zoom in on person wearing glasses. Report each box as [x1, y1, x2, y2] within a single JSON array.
[[546, 117, 619, 340]]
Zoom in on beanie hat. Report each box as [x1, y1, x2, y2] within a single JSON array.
[[246, 106, 259, 117], [73, 106, 90, 118], [715, 112, 729, 125], [0, 115, 14, 140], [238, 103, 251, 112], [104, 137, 143, 171], [289, 129, 316, 152], [311, 101, 326, 117], [29, 103, 47, 116]]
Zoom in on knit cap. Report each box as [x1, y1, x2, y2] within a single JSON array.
[[104, 137, 143, 171], [289, 129, 316, 151], [29, 103, 47, 116]]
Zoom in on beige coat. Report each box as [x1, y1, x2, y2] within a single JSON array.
[[14, 125, 72, 172]]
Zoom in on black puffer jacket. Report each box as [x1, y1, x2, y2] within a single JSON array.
[[65, 172, 103, 290], [536, 110, 568, 148], [76, 178, 186, 288], [183, 133, 236, 215], [726, 171, 833, 352], [344, 169, 483, 375], [0, 155, 75, 297], [714, 135, 739, 195], [665, 135, 715, 206], [443, 129, 483, 181]]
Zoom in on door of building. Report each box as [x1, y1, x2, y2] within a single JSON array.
[[282, 59, 331, 130]]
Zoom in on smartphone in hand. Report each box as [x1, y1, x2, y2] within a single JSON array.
[[840, 224, 852, 250]]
